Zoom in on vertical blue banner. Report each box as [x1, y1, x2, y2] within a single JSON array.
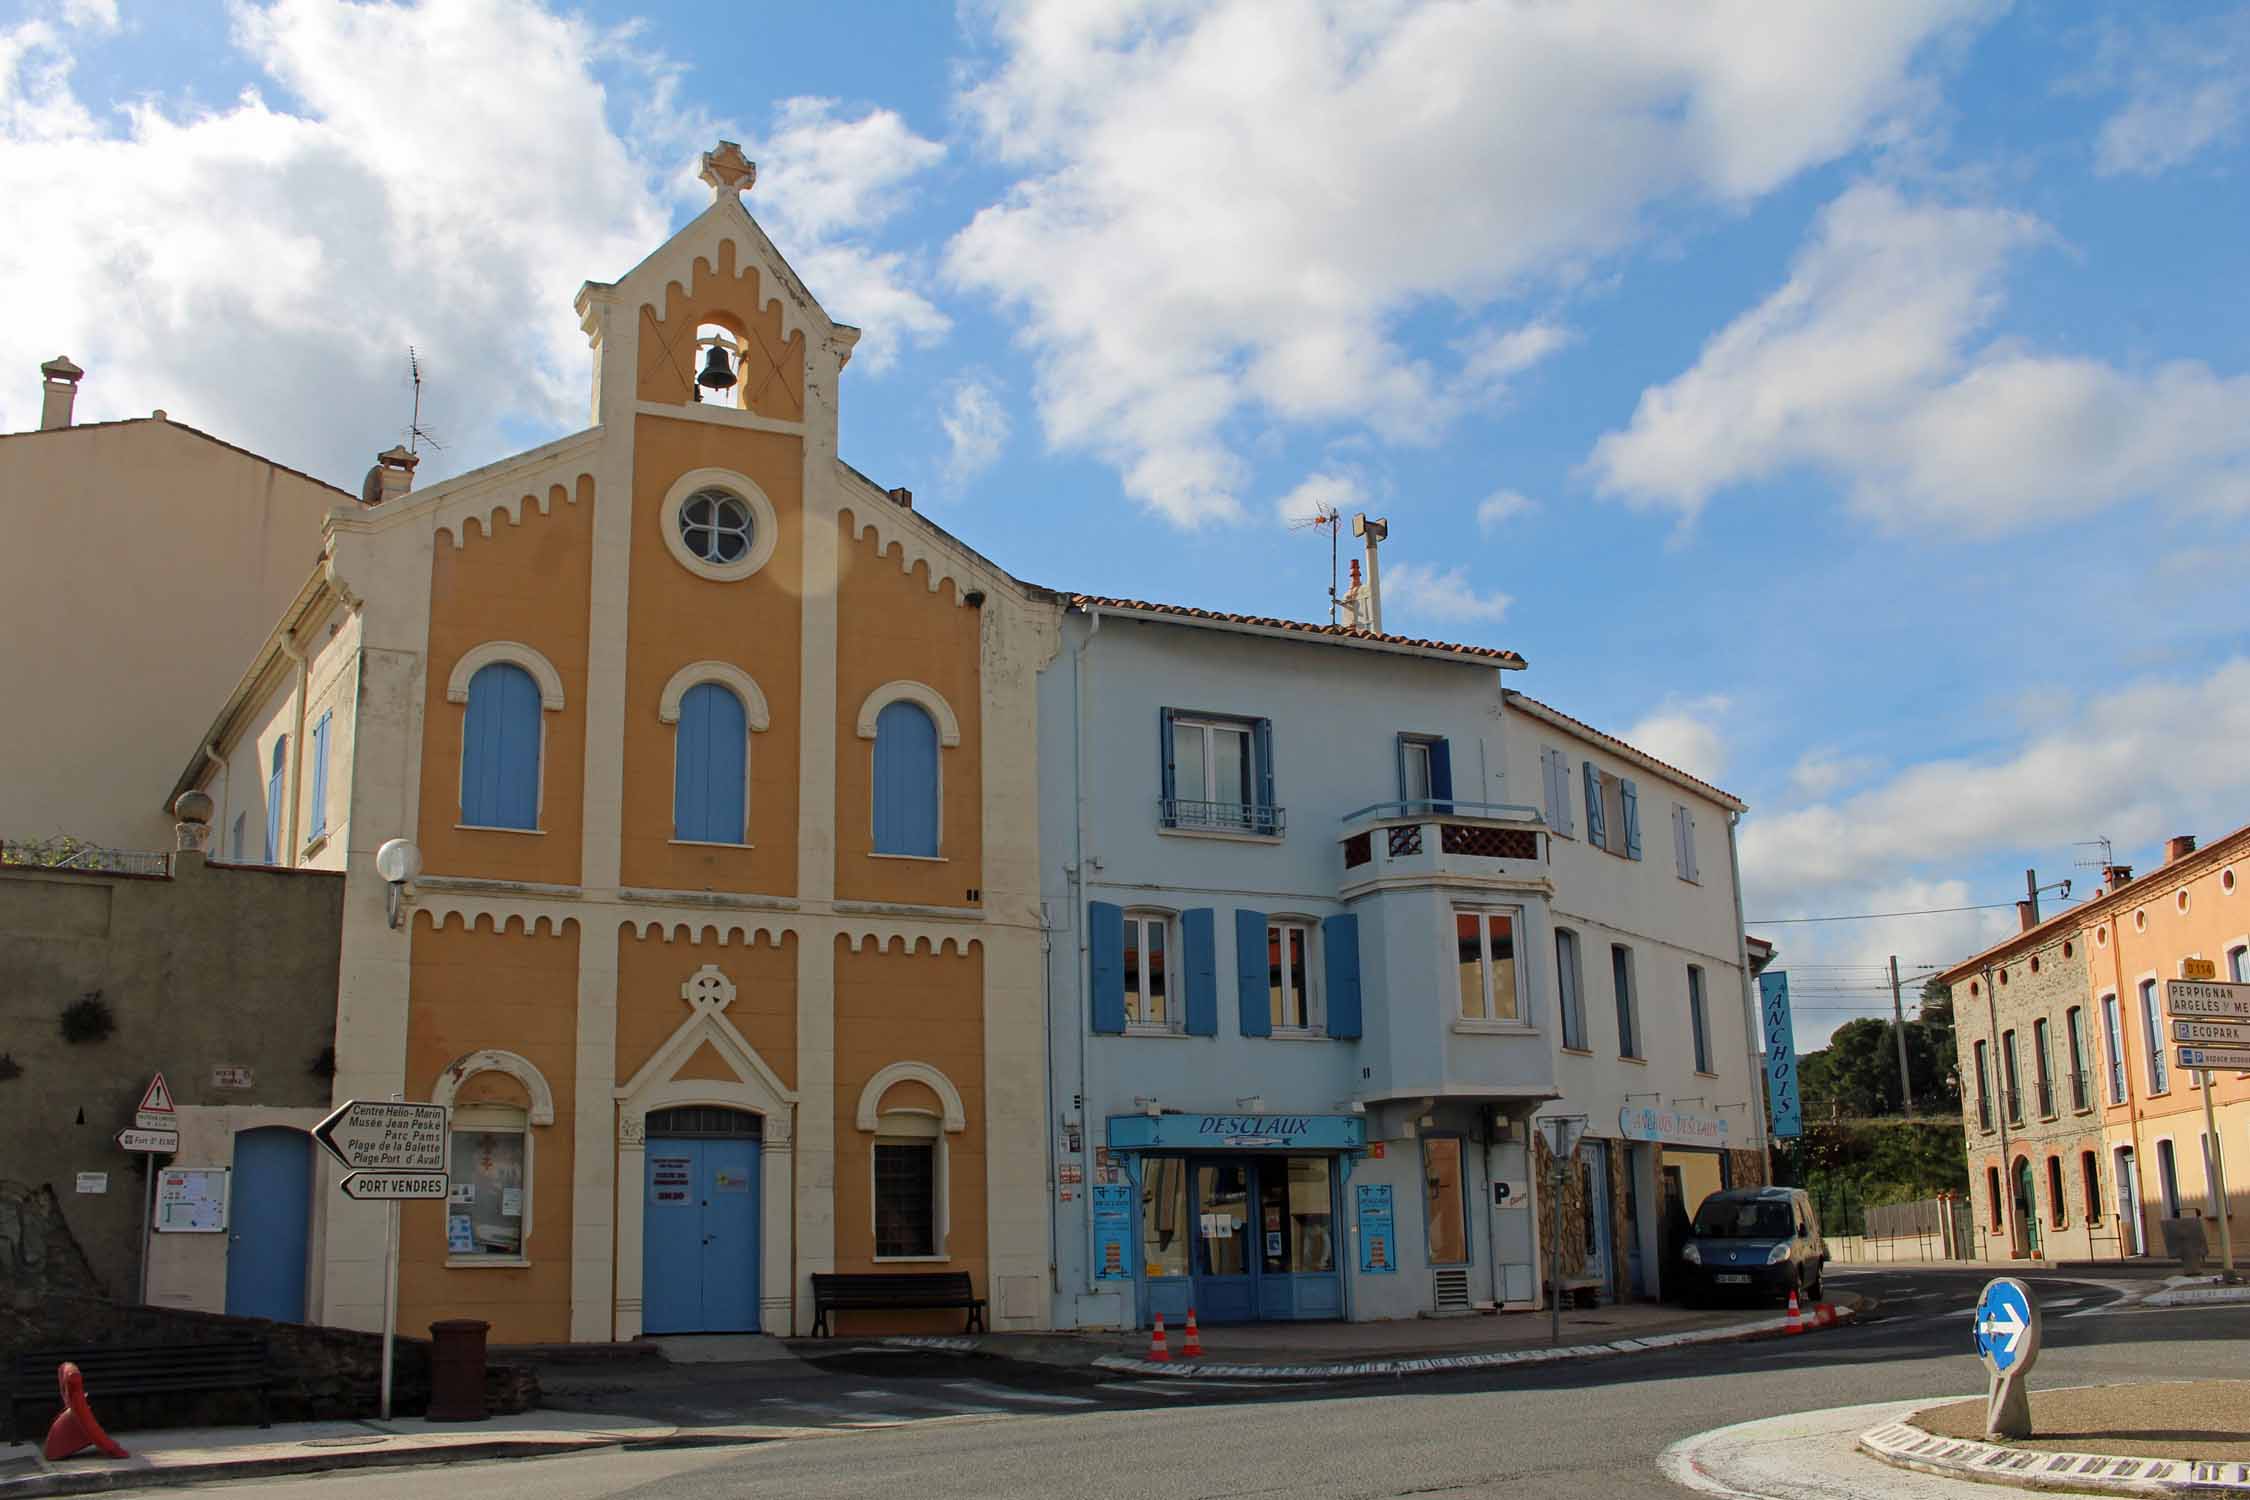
[[1091, 1184, 1134, 1281], [1760, 970, 1802, 1139], [1355, 1183, 1396, 1273]]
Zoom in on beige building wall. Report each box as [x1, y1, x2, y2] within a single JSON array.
[[0, 415, 343, 851]]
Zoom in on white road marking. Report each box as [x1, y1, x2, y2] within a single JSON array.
[[943, 1380, 1097, 1406]]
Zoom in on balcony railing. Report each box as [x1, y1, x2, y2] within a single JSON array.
[[2036, 1077, 2056, 1118], [2068, 1070, 2092, 1112], [1, 837, 169, 878], [1339, 801, 1543, 870], [1160, 798, 1285, 837]]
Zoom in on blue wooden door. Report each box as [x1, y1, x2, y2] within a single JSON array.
[[642, 1140, 761, 1333], [1192, 1162, 1257, 1323], [700, 1140, 759, 1331], [225, 1128, 311, 1322]]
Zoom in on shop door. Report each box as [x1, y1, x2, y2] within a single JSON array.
[[225, 1127, 311, 1322], [2011, 1158, 2040, 1258], [1622, 1152, 1646, 1298], [1192, 1162, 1256, 1323], [643, 1126, 762, 1333], [1581, 1149, 1611, 1293], [2116, 1147, 2143, 1254]]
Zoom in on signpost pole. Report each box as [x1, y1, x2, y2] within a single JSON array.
[[137, 1160, 154, 1306], [2199, 1070, 2238, 1284], [379, 1195, 400, 1420]]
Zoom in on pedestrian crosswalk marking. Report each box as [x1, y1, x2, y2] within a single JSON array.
[[943, 1380, 1098, 1406]]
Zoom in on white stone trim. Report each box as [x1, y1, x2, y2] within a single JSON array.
[[854, 681, 962, 747], [445, 642, 567, 712], [659, 468, 781, 583], [433, 1047, 558, 1126], [657, 662, 773, 731], [854, 1060, 967, 1134]]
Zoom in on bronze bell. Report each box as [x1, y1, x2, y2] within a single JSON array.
[[697, 343, 738, 392]]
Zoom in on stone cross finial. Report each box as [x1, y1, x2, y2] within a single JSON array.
[[700, 141, 757, 201]]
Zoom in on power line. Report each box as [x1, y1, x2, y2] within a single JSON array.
[[1748, 895, 2085, 926]]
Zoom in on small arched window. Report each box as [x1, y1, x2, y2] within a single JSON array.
[[461, 662, 542, 829], [673, 680, 748, 844], [264, 735, 289, 864], [872, 700, 940, 856]]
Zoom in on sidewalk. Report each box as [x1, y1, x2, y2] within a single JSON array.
[[2143, 1274, 2250, 1308], [0, 1410, 709, 1500], [874, 1293, 1864, 1380]]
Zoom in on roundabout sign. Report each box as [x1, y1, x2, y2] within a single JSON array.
[[1973, 1277, 2041, 1438]]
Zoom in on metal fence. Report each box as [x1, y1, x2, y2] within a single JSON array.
[[1819, 1191, 1976, 1263], [1, 838, 170, 877]]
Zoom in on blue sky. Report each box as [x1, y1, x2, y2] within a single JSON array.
[[7, 0, 2249, 1044]]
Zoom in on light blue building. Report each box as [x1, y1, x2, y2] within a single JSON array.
[[1038, 595, 1762, 1330]]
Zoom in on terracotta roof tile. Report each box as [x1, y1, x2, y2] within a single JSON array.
[[1066, 594, 1527, 668]]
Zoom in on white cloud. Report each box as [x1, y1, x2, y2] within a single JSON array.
[[1788, 747, 1880, 800], [939, 376, 1011, 488], [1458, 319, 1574, 393], [1380, 561, 1511, 626], [2087, 9, 2250, 177], [949, 0, 1989, 526], [60, 0, 117, 32], [1750, 877, 2013, 1050], [1273, 470, 1364, 527], [1476, 489, 1535, 532], [1588, 183, 2250, 533], [0, 3, 945, 485], [1623, 694, 1733, 783], [1740, 657, 2250, 902]]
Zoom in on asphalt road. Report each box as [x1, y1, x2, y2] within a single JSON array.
[[145, 1264, 2250, 1500]]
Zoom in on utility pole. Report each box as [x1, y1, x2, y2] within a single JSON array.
[[1889, 955, 1915, 1119], [2024, 868, 2041, 926]]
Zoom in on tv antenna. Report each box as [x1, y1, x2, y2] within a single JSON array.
[[2072, 838, 2114, 869], [403, 347, 445, 454], [1287, 504, 1343, 623]]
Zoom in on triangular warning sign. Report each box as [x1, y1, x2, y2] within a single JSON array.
[[138, 1073, 175, 1114]]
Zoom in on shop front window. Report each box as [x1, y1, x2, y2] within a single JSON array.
[[1140, 1157, 1189, 1278], [1258, 1157, 1336, 1274], [1424, 1137, 1468, 1265]]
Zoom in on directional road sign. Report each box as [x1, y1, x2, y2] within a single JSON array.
[[116, 1127, 178, 1153], [313, 1100, 447, 1174], [2178, 1045, 2250, 1071], [2173, 1018, 2250, 1046], [1974, 1277, 2039, 1375], [340, 1171, 449, 1201], [2166, 979, 2250, 1020]]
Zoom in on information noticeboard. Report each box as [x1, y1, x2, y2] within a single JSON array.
[[155, 1168, 229, 1233]]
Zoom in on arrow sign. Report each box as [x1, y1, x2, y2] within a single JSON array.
[[340, 1171, 449, 1201], [116, 1127, 178, 1153], [1973, 1277, 2040, 1378], [1976, 1300, 2026, 1356], [313, 1100, 447, 1174]]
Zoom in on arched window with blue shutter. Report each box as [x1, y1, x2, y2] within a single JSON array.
[[460, 662, 542, 830], [872, 700, 939, 856], [673, 680, 748, 843], [264, 735, 288, 863]]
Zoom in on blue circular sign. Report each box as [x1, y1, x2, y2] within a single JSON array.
[[1973, 1277, 2040, 1376]]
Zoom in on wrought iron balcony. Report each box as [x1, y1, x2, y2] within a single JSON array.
[[1160, 798, 1285, 837], [2068, 1070, 2092, 1113]]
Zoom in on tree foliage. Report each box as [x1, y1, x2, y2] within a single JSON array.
[[1797, 994, 1958, 1122]]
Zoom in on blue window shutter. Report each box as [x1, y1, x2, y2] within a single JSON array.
[[1159, 708, 1179, 823], [1253, 718, 1275, 814], [264, 736, 286, 863], [1428, 739, 1453, 811], [462, 662, 542, 830], [872, 700, 940, 855], [1089, 901, 1126, 1034], [1582, 761, 1605, 849], [308, 711, 331, 839], [1182, 909, 1218, 1036], [674, 682, 747, 843], [1323, 913, 1362, 1039], [1621, 778, 1641, 860], [1235, 908, 1271, 1038]]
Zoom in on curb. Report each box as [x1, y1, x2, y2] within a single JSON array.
[[2142, 1286, 2250, 1309], [1860, 1417, 2250, 1496], [1050, 1300, 1862, 1382]]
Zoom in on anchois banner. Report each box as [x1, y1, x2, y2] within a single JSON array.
[[1759, 971, 1802, 1140]]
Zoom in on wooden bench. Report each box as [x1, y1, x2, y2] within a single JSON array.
[[809, 1272, 986, 1337], [7, 1336, 271, 1443]]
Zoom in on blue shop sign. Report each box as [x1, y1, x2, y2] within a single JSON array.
[[1106, 1113, 1366, 1152]]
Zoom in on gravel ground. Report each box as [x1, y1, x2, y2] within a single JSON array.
[[1911, 1379, 2250, 1461]]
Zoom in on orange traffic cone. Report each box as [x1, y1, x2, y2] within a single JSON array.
[[1814, 1301, 1836, 1327], [1784, 1288, 1805, 1334], [1181, 1308, 1204, 1359], [43, 1364, 128, 1461], [1148, 1314, 1172, 1363]]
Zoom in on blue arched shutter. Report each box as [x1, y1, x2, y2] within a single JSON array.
[[1323, 913, 1362, 1038], [673, 681, 747, 843], [1089, 901, 1126, 1034], [1235, 909, 1272, 1038], [461, 662, 542, 829], [264, 735, 287, 863], [872, 700, 940, 856]]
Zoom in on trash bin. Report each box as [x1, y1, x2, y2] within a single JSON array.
[[426, 1318, 491, 1422]]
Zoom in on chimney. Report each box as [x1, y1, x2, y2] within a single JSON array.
[[361, 445, 419, 506], [887, 486, 913, 510], [2016, 900, 2036, 933], [1351, 513, 1388, 634], [2102, 863, 2133, 892], [2165, 834, 2198, 865], [1339, 558, 1364, 629], [39, 355, 83, 430]]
